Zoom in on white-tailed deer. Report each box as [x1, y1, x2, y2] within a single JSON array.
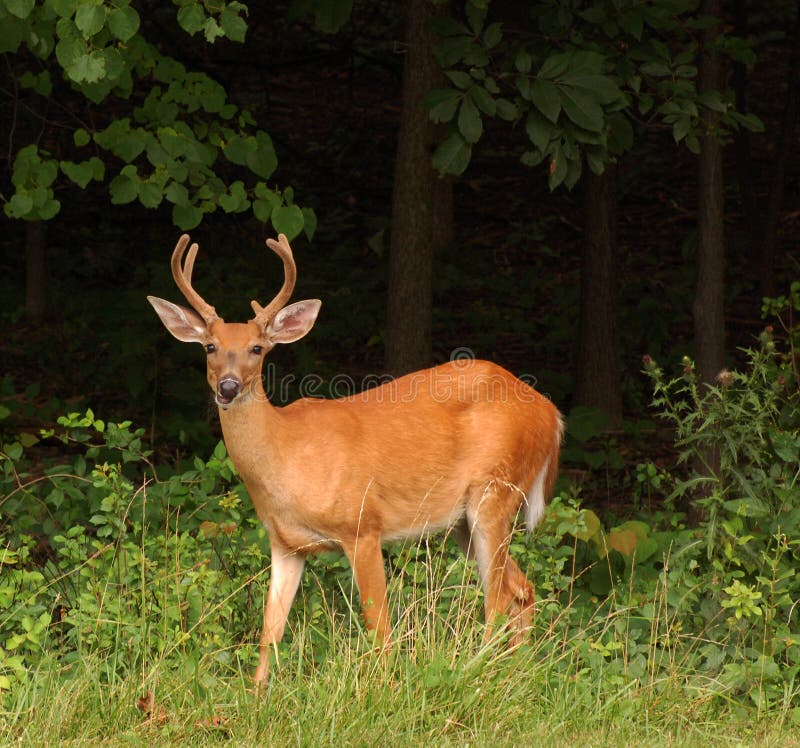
[[148, 234, 563, 684]]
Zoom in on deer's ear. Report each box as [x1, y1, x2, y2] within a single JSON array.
[[148, 296, 207, 343], [266, 300, 321, 344]]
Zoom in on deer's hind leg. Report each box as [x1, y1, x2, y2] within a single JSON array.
[[464, 482, 535, 645]]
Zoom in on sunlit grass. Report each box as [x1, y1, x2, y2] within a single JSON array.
[[3, 537, 798, 747]]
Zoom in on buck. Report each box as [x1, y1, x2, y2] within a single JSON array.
[[148, 233, 563, 684]]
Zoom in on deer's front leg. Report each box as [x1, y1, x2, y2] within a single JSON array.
[[254, 543, 306, 685], [341, 533, 391, 643]]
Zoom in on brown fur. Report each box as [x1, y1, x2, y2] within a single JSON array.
[[148, 235, 563, 685]]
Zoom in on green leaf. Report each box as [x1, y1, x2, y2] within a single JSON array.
[[203, 17, 224, 43], [75, 3, 107, 39], [563, 154, 582, 190], [435, 35, 473, 67], [548, 149, 569, 191], [253, 198, 272, 223], [483, 22, 502, 49], [37, 196, 60, 219], [618, 8, 644, 39], [731, 111, 764, 133], [564, 74, 622, 106], [302, 207, 317, 241], [675, 64, 697, 79], [223, 134, 252, 166], [538, 53, 571, 80], [50, 0, 77, 18], [495, 98, 518, 121], [445, 70, 472, 90], [771, 431, 800, 462], [684, 135, 700, 154], [67, 51, 106, 83], [107, 6, 140, 42], [55, 32, 84, 72], [173, 203, 203, 230], [568, 51, 607, 75], [109, 173, 138, 204], [515, 49, 532, 74], [0, 15, 25, 52], [95, 120, 147, 162], [5, 0, 35, 19], [531, 79, 561, 123], [466, 2, 486, 34], [457, 97, 482, 143], [313, 0, 353, 33], [608, 113, 633, 154], [255, 181, 281, 202], [246, 131, 277, 179], [165, 181, 189, 206], [423, 89, 461, 123], [5, 192, 34, 218], [138, 181, 163, 209], [220, 5, 247, 42], [560, 87, 603, 132], [640, 62, 671, 78], [177, 4, 205, 35], [219, 181, 249, 213], [271, 204, 304, 241], [468, 85, 496, 116], [525, 109, 557, 154], [61, 159, 96, 188], [672, 115, 692, 143], [567, 406, 609, 442], [73, 128, 90, 147], [432, 132, 472, 176]]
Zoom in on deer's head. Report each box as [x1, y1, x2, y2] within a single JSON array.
[[148, 234, 320, 407]]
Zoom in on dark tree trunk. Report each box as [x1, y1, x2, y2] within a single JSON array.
[[385, 0, 454, 376], [732, 0, 758, 262], [758, 1, 800, 298], [690, 0, 727, 518], [694, 0, 726, 387], [575, 166, 622, 427], [25, 220, 48, 322]]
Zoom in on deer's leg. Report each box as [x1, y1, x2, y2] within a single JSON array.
[[254, 544, 306, 685], [500, 556, 535, 646], [467, 484, 534, 645], [340, 532, 391, 643]]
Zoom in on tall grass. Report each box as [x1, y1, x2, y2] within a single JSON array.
[[2, 529, 798, 747]]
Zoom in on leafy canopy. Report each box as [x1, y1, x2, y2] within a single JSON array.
[[0, 0, 314, 239], [426, 0, 763, 189]]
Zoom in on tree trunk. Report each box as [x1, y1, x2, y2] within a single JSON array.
[[694, 0, 726, 387], [25, 220, 48, 322], [690, 0, 726, 518], [385, 0, 454, 376], [758, 1, 800, 298], [732, 0, 758, 264], [574, 166, 622, 427]]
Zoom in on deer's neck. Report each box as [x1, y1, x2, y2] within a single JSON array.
[[216, 381, 284, 488]]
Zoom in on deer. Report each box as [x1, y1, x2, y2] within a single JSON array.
[[148, 233, 563, 685]]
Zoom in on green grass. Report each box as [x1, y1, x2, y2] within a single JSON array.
[[2, 583, 798, 747]]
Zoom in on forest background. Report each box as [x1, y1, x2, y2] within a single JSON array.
[[1, 0, 800, 743]]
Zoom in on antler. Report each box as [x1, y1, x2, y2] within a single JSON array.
[[250, 234, 297, 328], [170, 234, 219, 324]]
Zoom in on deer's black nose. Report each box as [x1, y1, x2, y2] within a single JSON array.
[[217, 378, 242, 404]]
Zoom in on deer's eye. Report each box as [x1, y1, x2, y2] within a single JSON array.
[[251, 345, 263, 355], [205, 344, 216, 354]]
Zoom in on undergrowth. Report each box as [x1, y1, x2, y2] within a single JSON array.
[[0, 290, 799, 742]]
